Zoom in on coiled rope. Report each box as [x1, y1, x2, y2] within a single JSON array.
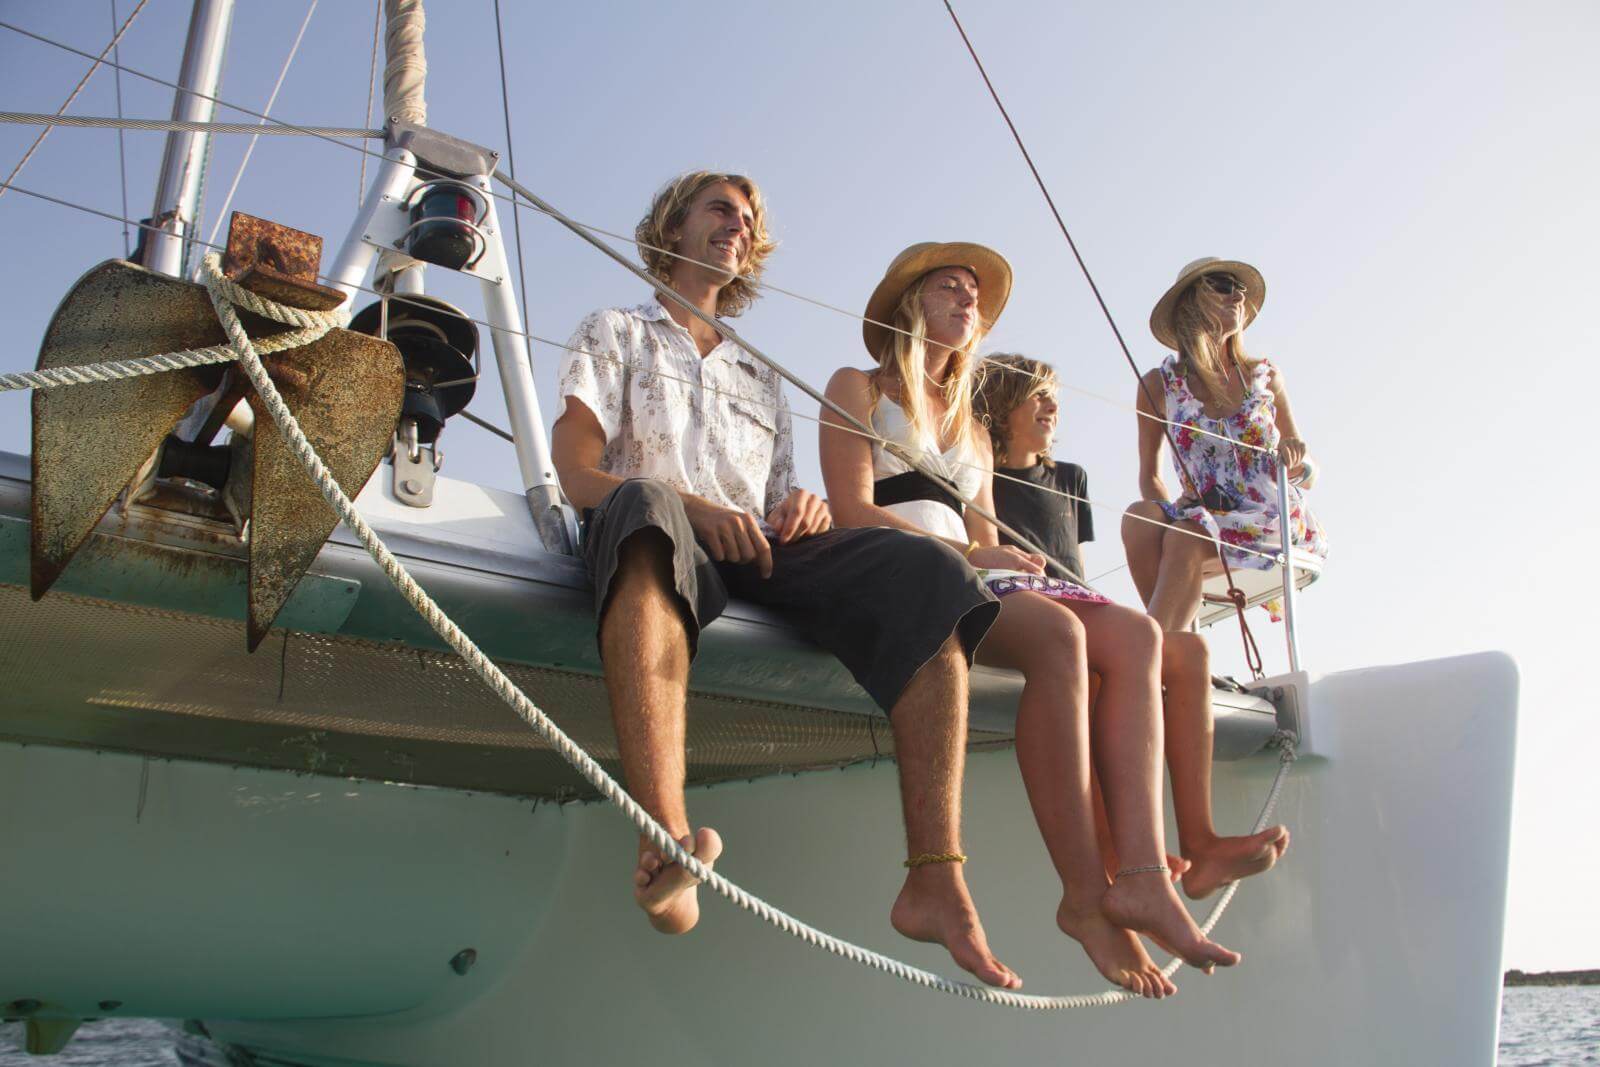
[[14, 253, 1297, 1010]]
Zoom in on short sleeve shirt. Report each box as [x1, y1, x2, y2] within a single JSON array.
[[557, 300, 796, 515], [992, 461, 1095, 582]]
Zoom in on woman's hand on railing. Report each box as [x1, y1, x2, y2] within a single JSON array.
[[1278, 436, 1307, 477], [968, 545, 1046, 575]]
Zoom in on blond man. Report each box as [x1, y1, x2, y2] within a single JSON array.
[[550, 172, 1019, 989]]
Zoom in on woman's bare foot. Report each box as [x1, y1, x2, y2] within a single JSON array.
[[634, 827, 722, 935], [1181, 826, 1290, 900], [890, 865, 1022, 990], [1101, 870, 1241, 973], [1104, 852, 1192, 885], [1057, 897, 1176, 999]]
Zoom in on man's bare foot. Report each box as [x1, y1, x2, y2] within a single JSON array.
[[634, 827, 722, 935], [890, 866, 1022, 990], [1057, 897, 1176, 999], [1181, 826, 1290, 900], [1101, 870, 1241, 973]]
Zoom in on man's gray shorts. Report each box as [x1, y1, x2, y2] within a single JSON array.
[[582, 478, 999, 713]]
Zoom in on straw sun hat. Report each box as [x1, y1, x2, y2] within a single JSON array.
[[862, 242, 1012, 359], [1149, 257, 1266, 351]]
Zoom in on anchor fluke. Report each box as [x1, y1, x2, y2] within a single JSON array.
[[29, 214, 405, 650]]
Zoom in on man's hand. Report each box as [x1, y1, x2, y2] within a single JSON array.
[[685, 498, 774, 578], [968, 545, 1046, 575], [765, 489, 832, 546]]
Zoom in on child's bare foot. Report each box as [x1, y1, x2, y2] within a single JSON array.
[[1181, 826, 1290, 900], [1057, 897, 1175, 999], [891, 865, 1022, 990], [634, 827, 722, 935], [1101, 869, 1241, 973]]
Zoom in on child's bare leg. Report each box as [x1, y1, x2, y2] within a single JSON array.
[[1161, 632, 1290, 899]]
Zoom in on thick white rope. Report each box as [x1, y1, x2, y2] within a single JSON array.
[[176, 252, 1294, 1010], [2, 326, 328, 393]]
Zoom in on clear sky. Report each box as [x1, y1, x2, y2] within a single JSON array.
[[2, 1, 1595, 971]]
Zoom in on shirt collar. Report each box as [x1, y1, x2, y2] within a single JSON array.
[[636, 297, 754, 367]]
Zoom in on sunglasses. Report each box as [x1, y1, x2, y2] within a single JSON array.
[[1200, 273, 1247, 296]]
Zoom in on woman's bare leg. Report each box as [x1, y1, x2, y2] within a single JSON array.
[[975, 592, 1172, 998], [1161, 631, 1290, 898], [1062, 601, 1236, 972], [1121, 502, 1168, 608], [1145, 521, 1214, 632]]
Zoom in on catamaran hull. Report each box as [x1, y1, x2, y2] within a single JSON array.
[[4, 651, 1516, 1066]]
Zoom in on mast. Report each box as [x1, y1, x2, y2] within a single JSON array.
[[375, 0, 428, 294], [142, 0, 236, 277]]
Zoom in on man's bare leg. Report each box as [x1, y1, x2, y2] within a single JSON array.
[[600, 529, 722, 935], [1161, 632, 1289, 899], [887, 634, 1022, 990], [975, 594, 1172, 998]]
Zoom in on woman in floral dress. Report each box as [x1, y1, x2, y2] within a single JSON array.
[[1116, 257, 1317, 900], [1122, 257, 1329, 634]]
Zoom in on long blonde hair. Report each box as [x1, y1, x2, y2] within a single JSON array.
[[1171, 282, 1258, 402], [869, 271, 985, 456]]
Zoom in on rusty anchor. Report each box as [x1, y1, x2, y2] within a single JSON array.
[[30, 212, 405, 650]]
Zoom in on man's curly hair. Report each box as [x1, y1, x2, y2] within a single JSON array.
[[635, 171, 776, 318]]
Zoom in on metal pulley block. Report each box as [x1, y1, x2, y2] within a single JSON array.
[[30, 213, 405, 650]]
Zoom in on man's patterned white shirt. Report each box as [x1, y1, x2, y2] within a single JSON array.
[[557, 300, 796, 515]]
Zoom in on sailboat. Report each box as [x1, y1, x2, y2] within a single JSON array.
[[1, 2, 1518, 1064]]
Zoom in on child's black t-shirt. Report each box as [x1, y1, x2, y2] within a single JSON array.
[[993, 461, 1095, 582]]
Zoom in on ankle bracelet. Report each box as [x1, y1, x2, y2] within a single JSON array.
[[1114, 863, 1170, 879], [904, 852, 967, 868]]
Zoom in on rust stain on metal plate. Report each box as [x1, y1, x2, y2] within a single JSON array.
[[223, 212, 346, 312]]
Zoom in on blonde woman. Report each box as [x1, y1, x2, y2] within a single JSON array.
[[821, 243, 1239, 999], [1121, 257, 1318, 895]]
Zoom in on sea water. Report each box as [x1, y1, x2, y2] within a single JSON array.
[[1498, 986, 1600, 1065], [3, 988, 1598, 1064]]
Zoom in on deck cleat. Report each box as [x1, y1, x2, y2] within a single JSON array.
[[30, 213, 405, 650]]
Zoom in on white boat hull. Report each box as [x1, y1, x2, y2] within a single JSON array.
[[3, 651, 1517, 1066]]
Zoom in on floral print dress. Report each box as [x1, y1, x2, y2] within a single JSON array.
[[1157, 355, 1329, 573]]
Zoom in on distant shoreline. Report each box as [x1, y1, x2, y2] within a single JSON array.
[[1504, 969, 1600, 987]]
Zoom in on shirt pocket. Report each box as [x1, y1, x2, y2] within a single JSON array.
[[726, 394, 777, 434], [724, 362, 779, 437]]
